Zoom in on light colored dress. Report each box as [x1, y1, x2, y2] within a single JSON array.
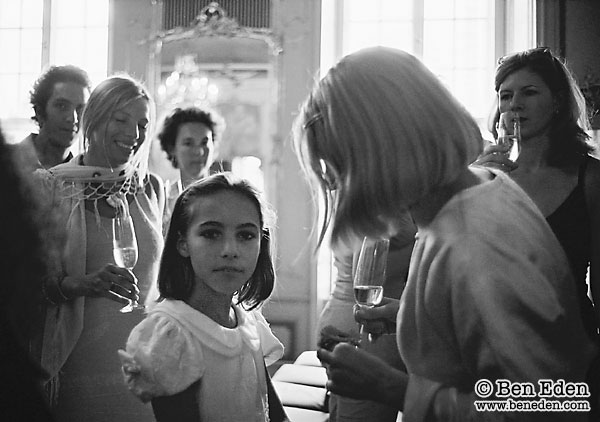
[[36, 156, 163, 421], [120, 299, 284, 422], [398, 170, 597, 421]]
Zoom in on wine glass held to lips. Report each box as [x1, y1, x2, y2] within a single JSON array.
[[496, 111, 521, 162], [112, 212, 143, 313], [353, 237, 390, 344]]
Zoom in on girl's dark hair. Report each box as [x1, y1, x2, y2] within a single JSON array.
[[158, 107, 223, 168], [491, 47, 592, 165], [157, 172, 275, 310]]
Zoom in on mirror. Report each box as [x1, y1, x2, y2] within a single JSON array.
[[147, 2, 282, 195]]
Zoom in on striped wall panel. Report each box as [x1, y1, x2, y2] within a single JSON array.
[[162, 0, 271, 30]]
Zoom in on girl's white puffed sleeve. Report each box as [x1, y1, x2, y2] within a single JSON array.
[[252, 310, 285, 366], [118, 313, 205, 402]]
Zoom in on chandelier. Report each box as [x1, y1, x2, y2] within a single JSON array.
[[156, 54, 219, 109]]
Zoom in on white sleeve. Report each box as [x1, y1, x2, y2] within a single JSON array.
[[251, 310, 285, 366], [118, 313, 204, 402]]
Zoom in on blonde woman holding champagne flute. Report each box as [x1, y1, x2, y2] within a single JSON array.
[[35, 74, 164, 421]]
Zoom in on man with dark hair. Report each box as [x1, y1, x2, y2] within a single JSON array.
[[11, 65, 91, 173]]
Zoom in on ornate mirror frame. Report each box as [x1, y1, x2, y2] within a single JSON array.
[[147, 1, 282, 199]]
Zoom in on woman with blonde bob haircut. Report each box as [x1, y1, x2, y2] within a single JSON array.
[[297, 47, 596, 421], [295, 48, 481, 250]]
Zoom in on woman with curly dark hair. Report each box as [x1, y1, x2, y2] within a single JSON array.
[[158, 106, 224, 229]]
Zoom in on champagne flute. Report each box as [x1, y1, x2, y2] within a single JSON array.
[[496, 111, 521, 162], [112, 212, 143, 313], [353, 237, 390, 343]]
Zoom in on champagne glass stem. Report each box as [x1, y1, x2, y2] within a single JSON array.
[[112, 214, 143, 313], [353, 237, 389, 346]]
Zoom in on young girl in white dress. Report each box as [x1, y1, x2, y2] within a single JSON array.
[[119, 172, 284, 421]]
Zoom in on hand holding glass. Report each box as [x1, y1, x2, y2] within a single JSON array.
[[353, 237, 390, 343], [112, 214, 143, 313], [496, 111, 521, 162]]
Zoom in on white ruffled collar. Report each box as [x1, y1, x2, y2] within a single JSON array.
[[150, 300, 261, 356]]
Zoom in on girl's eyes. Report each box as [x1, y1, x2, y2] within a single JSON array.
[[199, 229, 257, 241], [200, 229, 220, 239]]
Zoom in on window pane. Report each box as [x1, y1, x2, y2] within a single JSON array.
[[381, 0, 413, 19], [424, 0, 455, 19], [19, 73, 37, 115], [454, 0, 491, 18], [85, 0, 109, 26], [52, 0, 85, 27], [20, 28, 42, 71], [346, 0, 413, 20], [507, 0, 535, 53], [345, 0, 386, 21], [454, 69, 490, 112], [0, 2, 22, 27], [0, 29, 22, 72], [50, 0, 109, 81], [344, 22, 382, 52], [380, 22, 413, 52], [21, 0, 43, 27], [0, 0, 109, 143], [454, 20, 488, 64], [0, 74, 19, 116], [423, 20, 494, 66], [320, 0, 336, 74], [344, 21, 413, 55], [50, 27, 85, 65], [423, 21, 455, 68], [83, 28, 109, 77]]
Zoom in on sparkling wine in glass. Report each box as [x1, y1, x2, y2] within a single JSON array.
[[353, 237, 389, 343], [112, 213, 143, 313], [496, 111, 521, 162]]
